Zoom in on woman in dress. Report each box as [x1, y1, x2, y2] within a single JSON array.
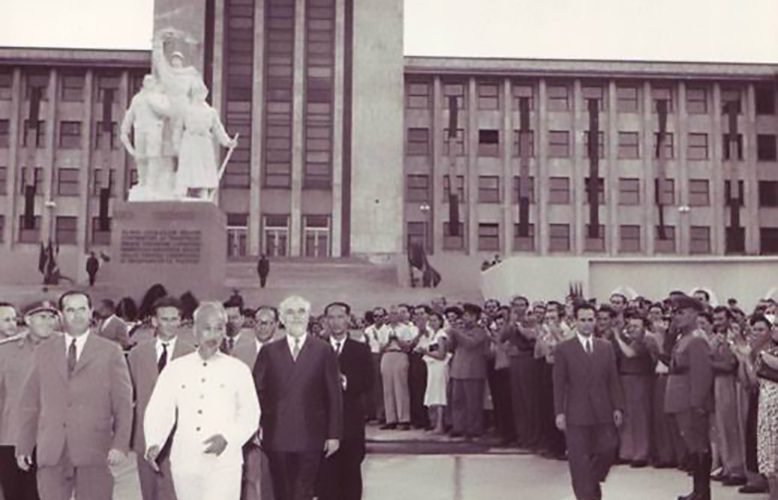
[[754, 314, 778, 499], [421, 311, 450, 434], [174, 82, 237, 200]]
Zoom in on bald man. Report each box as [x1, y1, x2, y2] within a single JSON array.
[[144, 302, 260, 500]]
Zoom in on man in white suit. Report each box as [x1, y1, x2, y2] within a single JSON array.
[[144, 302, 260, 500]]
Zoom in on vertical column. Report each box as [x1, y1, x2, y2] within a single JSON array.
[[466, 77, 477, 255], [642, 81, 655, 255], [290, 0, 306, 256], [117, 72, 129, 202], [249, 0, 265, 255], [78, 70, 95, 251], [711, 83, 725, 254], [40, 68, 57, 243], [607, 80, 619, 254], [5, 68, 21, 248], [501, 78, 512, 255], [744, 83, 759, 253], [330, 0, 345, 257], [537, 79, 549, 255], [571, 79, 583, 255], [431, 76, 443, 254], [676, 82, 690, 255]]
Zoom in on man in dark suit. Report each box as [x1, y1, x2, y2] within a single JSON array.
[[16, 290, 133, 500], [554, 302, 624, 500], [96, 299, 132, 350], [253, 295, 343, 500], [127, 296, 195, 500], [317, 302, 373, 500], [257, 254, 270, 289]]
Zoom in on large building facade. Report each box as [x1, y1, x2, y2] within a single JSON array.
[[1, 7, 777, 285]]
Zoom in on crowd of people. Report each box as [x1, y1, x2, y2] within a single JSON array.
[[0, 283, 776, 500]]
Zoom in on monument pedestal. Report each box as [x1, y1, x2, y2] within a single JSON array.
[[104, 201, 227, 302]]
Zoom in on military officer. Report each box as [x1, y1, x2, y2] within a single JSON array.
[[664, 295, 714, 500]]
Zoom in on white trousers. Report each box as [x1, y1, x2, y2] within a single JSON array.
[[172, 465, 242, 500]]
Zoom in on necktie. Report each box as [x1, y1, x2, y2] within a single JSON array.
[[335, 341, 342, 355], [158, 343, 169, 372], [227, 336, 235, 352], [292, 338, 301, 361], [585, 339, 593, 354], [67, 339, 77, 375]]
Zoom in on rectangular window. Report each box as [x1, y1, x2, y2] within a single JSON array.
[[26, 72, 49, 100], [0, 216, 4, 243], [94, 122, 118, 149], [547, 84, 570, 111], [55, 216, 77, 244], [619, 225, 641, 252], [512, 130, 535, 157], [91, 217, 111, 246], [443, 128, 466, 156], [94, 73, 119, 103], [57, 168, 80, 196], [513, 223, 535, 251], [686, 87, 708, 114], [443, 222, 464, 250], [761, 228, 778, 255], [655, 179, 675, 205], [757, 134, 777, 161], [513, 176, 535, 204], [0, 69, 11, 100], [616, 85, 639, 112], [655, 226, 676, 253], [18, 215, 41, 243], [759, 181, 778, 207], [690, 226, 711, 254], [512, 82, 535, 110], [92, 169, 116, 196], [721, 87, 742, 114], [406, 128, 430, 156], [548, 130, 570, 158], [722, 134, 743, 160], [478, 223, 500, 251], [443, 82, 466, 109], [582, 84, 605, 110], [726, 227, 746, 254], [443, 175, 465, 201], [477, 82, 500, 110], [687, 133, 709, 160], [478, 129, 500, 157], [584, 177, 605, 204], [407, 221, 428, 252], [618, 178, 640, 205], [19, 167, 43, 194], [0, 167, 6, 195], [406, 174, 430, 202], [583, 131, 605, 158], [60, 72, 84, 102], [549, 177, 570, 204], [689, 179, 710, 206], [0, 120, 9, 148], [725, 180, 745, 206], [584, 224, 605, 252], [654, 132, 674, 159], [478, 176, 500, 203], [59, 121, 81, 149], [618, 132, 640, 159], [756, 86, 776, 115], [549, 223, 570, 252], [406, 81, 430, 109], [22, 120, 46, 147], [652, 86, 674, 112]]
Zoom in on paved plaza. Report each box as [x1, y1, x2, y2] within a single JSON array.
[[111, 452, 769, 500]]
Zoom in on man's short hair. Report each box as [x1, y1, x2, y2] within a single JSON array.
[[574, 302, 597, 318], [698, 311, 714, 324], [510, 295, 529, 307], [255, 305, 279, 322], [444, 306, 463, 318], [693, 289, 711, 302], [597, 304, 617, 318], [0, 302, 17, 313], [279, 295, 311, 313], [610, 292, 627, 303], [151, 296, 183, 316], [413, 304, 432, 315], [462, 303, 482, 317], [193, 302, 227, 325], [750, 314, 772, 328], [324, 301, 351, 316], [100, 298, 115, 312], [58, 290, 92, 311], [712, 305, 732, 320]]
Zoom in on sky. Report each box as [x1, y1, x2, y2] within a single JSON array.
[[1, 0, 777, 63]]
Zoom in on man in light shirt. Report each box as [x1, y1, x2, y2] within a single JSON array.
[[379, 305, 416, 430], [144, 302, 260, 500]]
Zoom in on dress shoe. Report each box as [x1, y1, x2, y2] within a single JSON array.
[[738, 483, 768, 494], [379, 423, 397, 430], [397, 423, 411, 431], [722, 475, 746, 486], [630, 460, 648, 468]]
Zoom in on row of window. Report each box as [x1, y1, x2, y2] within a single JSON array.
[[406, 127, 777, 161], [9, 215, 111, 245], [406, 80, 777, 115], [406, 174, 778, 207], [0, 69, 131, 103], [406, 221, 778, 255], [0, 120, 118, 149]]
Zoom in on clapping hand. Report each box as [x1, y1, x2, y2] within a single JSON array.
[[324, 439, 340, 458], [16, 454, 33, 472], [107, 448, 125, 466]]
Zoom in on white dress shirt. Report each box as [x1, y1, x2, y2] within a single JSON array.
[[286, 332, 307, 358], [330, 335, 347, 356], [63, 331, 90, 362], [155, 337, 178, 361], [576, 332, 594, 354]]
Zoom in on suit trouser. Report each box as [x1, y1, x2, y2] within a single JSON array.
[[267, 451, 321, 500], [565, 423, 618, 500], [487, 364, 516, 443], [538, 361, 565, 456], [171, 464, 241, 500], [37, 449, 113, 500], [451, 378, 485, 437], [0, 445, 39, 500], [408, 353, 429, 428], [381, 352, 410, 424], [509, 354, 540, 446], [713, 374, 746, 477], [242, 444, 275, 500], [651, 374, 686, 465], [316, 439, 365, 500], [618, 374, 652, 462], [137, 454, 177, 500], [675, 410, 711, 454], [369, 353, 385, 421]]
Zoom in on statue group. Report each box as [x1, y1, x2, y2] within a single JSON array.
[[120, 28, 238, 202]]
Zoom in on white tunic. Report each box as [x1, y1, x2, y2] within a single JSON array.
[[144, 351, 260, 476]]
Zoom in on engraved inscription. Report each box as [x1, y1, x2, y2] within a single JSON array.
[[119, 229, 201, 264]]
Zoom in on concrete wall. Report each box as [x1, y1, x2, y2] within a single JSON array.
[[350, 0, 404, 255], [482, 255, 778, 310]]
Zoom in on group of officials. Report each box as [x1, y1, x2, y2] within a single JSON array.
[[0, 292, 372, 500]]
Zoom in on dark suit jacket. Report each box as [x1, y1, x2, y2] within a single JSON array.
[[98, 315, 131, 350], [337, 338, 374, 442], [448, 326, 489, 379], [126, 337, 195, 454], [16, 333, 133, 466], [254, 335, 343, 453], [553, 336, 624, 426]]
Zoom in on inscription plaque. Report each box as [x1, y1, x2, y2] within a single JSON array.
[[120, 229, 202, 264]]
